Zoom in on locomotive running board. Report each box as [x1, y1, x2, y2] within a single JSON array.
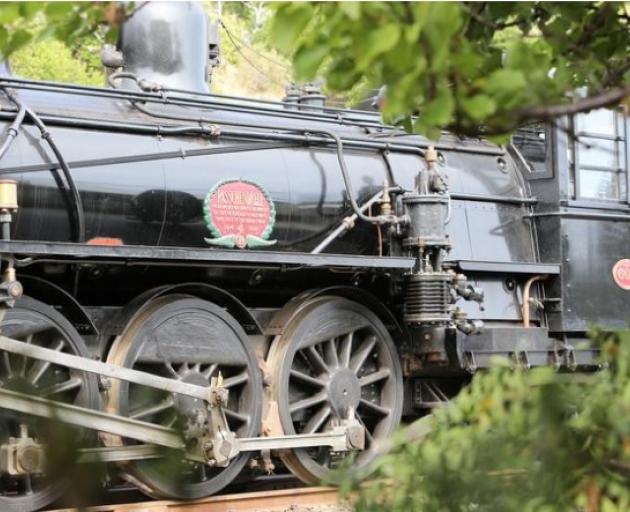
[[0, 240, 415, 270]]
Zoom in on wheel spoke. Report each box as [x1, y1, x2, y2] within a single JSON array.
[[19, 334, 33, 377], [223, 371, 248, 388], [290, 369, 326, 388], [359, 368, 391, 387], [324, 339, 338, 368], [130, 397, 174, 420], [2, 351, 12, 375], [27, 340, 65, 385], [39, 376, 82, 397], [224, 408, 249, 425], [359, 398, 390, 417], [164, 412, 178, 428], [202, 363, 218, 379], [304, 346, 329, 374], [302, 404, 331, 434], [350, 335, 377, 373], [163, 363, 179, 378], [339, 332, 353, 368], [289, 390, 327, 414]]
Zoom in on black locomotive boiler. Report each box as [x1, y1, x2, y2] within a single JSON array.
[[0, 2, 627, 510]]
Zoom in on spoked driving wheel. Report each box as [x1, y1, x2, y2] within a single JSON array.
[[0, 297, 99, 512], [106, 295, 261, 499], [267, 296, 403, 484]]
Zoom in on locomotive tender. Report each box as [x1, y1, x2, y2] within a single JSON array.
[[0, 2, 627, 510]]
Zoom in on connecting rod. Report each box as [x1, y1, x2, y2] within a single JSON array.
[[0, 335, 212, 401]]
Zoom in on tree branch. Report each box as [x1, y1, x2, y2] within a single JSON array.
[[517, 84, 630, 122]]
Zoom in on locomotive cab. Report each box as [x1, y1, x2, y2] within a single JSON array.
[[514, 108, 630, 339]]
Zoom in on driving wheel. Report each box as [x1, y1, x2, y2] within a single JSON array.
[[106, 295, 262, 499], [0, 297, 99, 512], [267, 296, 403, 484]]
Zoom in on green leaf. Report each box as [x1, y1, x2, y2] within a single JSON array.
[[355, 23, 401, 71], [5, 29, 32, 57], [269, 4, 313, 53], [18, 2, 42, 20], [104, 26, 119, 46], [339, 2, 360, 21], [421, 87, 454, 127], [0, 3, 20, 24], [45, 2, 74, 18], [487, 132, 511, 145], [460, 94, 496, 121], [293, 43, 328, 79]]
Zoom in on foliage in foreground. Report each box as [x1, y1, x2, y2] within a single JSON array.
[[344, 331, 630, 512], [271, 2, 630, 140]]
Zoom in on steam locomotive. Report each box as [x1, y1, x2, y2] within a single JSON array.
[[0, 2, 627, 510]]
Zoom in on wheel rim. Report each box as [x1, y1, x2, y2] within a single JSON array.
[[0, 297, 99, 512], [268, 296, 403, 484], [107, 295, 261, 499]]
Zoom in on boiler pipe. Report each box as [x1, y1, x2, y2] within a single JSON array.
[[0, 77, 385, 129], [0, 105, 25, 160]]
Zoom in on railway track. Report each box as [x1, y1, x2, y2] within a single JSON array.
[[45, 487, 344, 512]]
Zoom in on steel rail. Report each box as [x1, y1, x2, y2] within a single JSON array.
[[44, 486, 342, 512]]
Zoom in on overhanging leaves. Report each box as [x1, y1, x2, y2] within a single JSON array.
[[272, 1, 630, 139]]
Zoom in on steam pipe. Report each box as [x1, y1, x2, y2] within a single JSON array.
[[0, 105, 25, 160], [26, 108, 86, 243], [0, 77, 385, 129], [522, 275, 547, 328], [311, 188, 400, 254], [0, 108, 427, 157], [1, 88, 85, 243], [310, 128, 405, 225]]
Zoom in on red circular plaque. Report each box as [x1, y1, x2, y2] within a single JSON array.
[[612, 259, 630, 290], [204, 180, 275, 249]]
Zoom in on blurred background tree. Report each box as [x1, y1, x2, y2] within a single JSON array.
[[1, 1, 291, 100]]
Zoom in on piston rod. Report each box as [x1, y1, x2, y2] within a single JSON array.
[[0, 387, 186, 450]]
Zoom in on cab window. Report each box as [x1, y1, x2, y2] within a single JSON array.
[[570, 108, 628, 203], [512, 122, 550, 173]]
